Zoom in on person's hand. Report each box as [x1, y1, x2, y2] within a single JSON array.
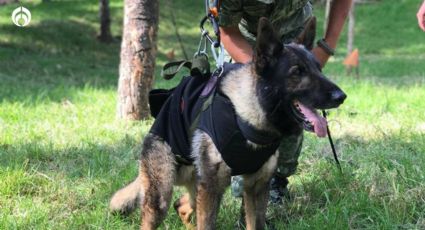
[[311, 46, 330, 68], [417, 1, 425, 31]]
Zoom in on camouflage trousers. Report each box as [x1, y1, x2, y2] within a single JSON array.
[[239, 2, 313, 45], [231, 134, 303, 197], [223, 2, 313, 62]]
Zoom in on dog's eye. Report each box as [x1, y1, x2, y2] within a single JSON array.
[[289, 65, 302, 75]]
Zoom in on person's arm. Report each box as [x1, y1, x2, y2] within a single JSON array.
[[220, 26, 253, 63], [417, 0, 425, 31], [312, 0, 353, 67], [218, 0, 253, 63]]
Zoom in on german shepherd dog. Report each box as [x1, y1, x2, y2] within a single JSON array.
[[110, 17, 346, 230]]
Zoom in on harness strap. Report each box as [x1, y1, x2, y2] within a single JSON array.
[[187, 63, 243, 139], [161, 60, 192, 80], [161, 54, 211, 80], [187, 67, 222, 138], [175, 154, 192, 165], [191, 53, 211, 76], [236, 116, 281, 146], [188, 91, 215, 138]]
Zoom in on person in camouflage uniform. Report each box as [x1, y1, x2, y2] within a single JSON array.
[[218, 0, 352, 203]]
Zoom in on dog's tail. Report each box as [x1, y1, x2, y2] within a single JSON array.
[[109, 175, 143, 215]]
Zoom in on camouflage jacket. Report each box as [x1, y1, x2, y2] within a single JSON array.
[[218, 0, 312, 43]]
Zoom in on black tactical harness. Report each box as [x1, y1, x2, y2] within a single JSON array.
[[149, 63, 282, 175]]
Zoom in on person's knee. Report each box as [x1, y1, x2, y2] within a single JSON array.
[[278, 135, 303, 159], [276, 161, 299, 178], [276, 134, 303, 177]]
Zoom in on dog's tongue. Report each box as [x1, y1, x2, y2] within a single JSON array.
[[298, 102, 328, 137]]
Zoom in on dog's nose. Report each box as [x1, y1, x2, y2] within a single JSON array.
[[331, 90, 347, 104]]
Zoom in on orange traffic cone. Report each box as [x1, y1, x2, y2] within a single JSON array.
[[343, 48, 359, 78], [166, 49, 175, 61]]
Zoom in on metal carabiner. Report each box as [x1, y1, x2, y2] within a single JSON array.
[[195, 34, 208, 58], [211, 43, 224, 68]]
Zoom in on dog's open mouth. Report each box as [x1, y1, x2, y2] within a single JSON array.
[[291, 100, 328, 137]]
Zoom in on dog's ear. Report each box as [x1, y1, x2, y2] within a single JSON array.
[[254, 17, 283, 76], [296, 16, 316, 50]]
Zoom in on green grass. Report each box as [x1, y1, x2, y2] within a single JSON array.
[[1, 0, 425, 229]]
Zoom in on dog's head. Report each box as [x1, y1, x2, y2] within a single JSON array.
[[254, 17, 346, 137]]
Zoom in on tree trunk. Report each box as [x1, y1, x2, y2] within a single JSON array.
[[0, 0, 18, 4], [98, 0, 113, 42], [117, 0, 159, 120], [324, 0, 332, 31], [347, 1, 355, 54]]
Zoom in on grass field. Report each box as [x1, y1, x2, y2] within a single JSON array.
[[1, 0, 424, 229]]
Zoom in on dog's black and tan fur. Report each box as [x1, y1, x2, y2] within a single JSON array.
[[110, 18, 346, 230]]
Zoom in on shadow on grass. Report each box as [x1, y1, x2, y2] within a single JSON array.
[[0, 0, 204, 104], [0, 0, 123, 104], [0, 18, 122, 104]]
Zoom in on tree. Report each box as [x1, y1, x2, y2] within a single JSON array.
[[0, 0, 18, 5], [324, 0, 332, 31], [347, 0, 355, 55], [117, 0, 159, 120], [98, 0, 113, 42], [344, 0, 359, 77]]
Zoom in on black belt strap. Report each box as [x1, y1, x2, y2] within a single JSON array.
[[236, 116, 281, 146]]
